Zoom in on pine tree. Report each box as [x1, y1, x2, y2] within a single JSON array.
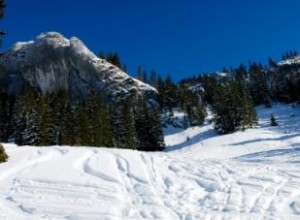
[[181, 88, 205, 126], [37, 94, 54, 145], [58, 101, 77, 145], [0, 89, 11, 142], [120, 98, 138, 149], [110, 52, 121, 68], [98, 51, 105, 59], [22, 107, 41, 146], [100, 104, 114, 147], [199, 75, 219, 105], [12, 97, 26, 146], [74, 100, 89, 146], [12, 84, 41, 146], [150, 70, 158, 87], [142, 70, 148, 84], [212, 80, 257, 134], [85, 92, 114, 147], [51, 89, 68, 145], [147, 105, 165, 151], [136, 66, 144, 81], [249, 62, 271, 106], [110, 98, 137, 149], [85, 92, 101, 146], [134, 98, 165, 151], [110, 104, 122, 147]]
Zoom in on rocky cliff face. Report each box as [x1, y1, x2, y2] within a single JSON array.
[[0, 32, 156, 101]]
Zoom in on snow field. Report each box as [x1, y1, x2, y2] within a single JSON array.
[[0, 103, 300, 219]]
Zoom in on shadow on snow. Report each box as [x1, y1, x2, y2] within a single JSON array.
[[165, 128, 217, 152]]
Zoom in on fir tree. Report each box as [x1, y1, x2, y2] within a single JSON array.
[[12, 84, 41, 146], [136, 66, 144, 81], [100, 103, 115, 147], [85, 92, 114, 147], [51, 89, 69, 145], [38, 94, 54, 145], [120, 98, 138, 149], [22, 107, 41, 146], [249, 62, 271, 106], [59, 101, 77, 146], [0, 89, 11, 142], [212, 80, 257, 134], [150, 70, 158, 87], [74, 100, 89, 146], [134, 98, 165, 151]]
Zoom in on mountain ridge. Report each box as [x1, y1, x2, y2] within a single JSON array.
[[0, 32, 156, 102]]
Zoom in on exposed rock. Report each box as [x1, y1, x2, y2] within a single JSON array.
[[0, 32, 156, 101]]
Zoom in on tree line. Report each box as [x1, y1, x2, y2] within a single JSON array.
[[134, 49, 300, 134], [0, 84, 164, 152]]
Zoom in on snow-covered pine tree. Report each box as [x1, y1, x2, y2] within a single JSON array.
[[22, 107, 41, 146], [12, 97, 26, 146], [12, 84, 41, 146]]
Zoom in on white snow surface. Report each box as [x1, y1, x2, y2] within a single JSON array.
[[1, 103, 300, 219], [277, 56, 300, 66]]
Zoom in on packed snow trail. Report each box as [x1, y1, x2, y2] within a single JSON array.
[[1, 103, 300, 219]]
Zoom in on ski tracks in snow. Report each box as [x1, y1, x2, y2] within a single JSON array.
[[1, 145, 300, 219]]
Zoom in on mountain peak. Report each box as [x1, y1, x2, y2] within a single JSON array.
[[0, 32, 156, 100]]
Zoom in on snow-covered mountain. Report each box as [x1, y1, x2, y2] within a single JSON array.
[[1, 103, 300, 219], [0, 32, 156, 101]]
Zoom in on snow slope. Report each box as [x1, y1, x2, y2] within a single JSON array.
[[1, 103, 300, 220], [277, 56, 300, 66]]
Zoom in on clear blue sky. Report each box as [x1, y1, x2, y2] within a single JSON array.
[[2, 0, 300, 81]]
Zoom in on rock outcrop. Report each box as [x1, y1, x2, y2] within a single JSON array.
[[0, 32, 156, 101]]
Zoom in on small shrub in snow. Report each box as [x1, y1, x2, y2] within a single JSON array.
[[0, 144, 8, 163]]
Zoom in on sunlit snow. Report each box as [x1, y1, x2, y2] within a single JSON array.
[[1, 103, 300, 219]]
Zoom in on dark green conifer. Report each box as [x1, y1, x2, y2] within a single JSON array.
[[134, 98, 165, 151]]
